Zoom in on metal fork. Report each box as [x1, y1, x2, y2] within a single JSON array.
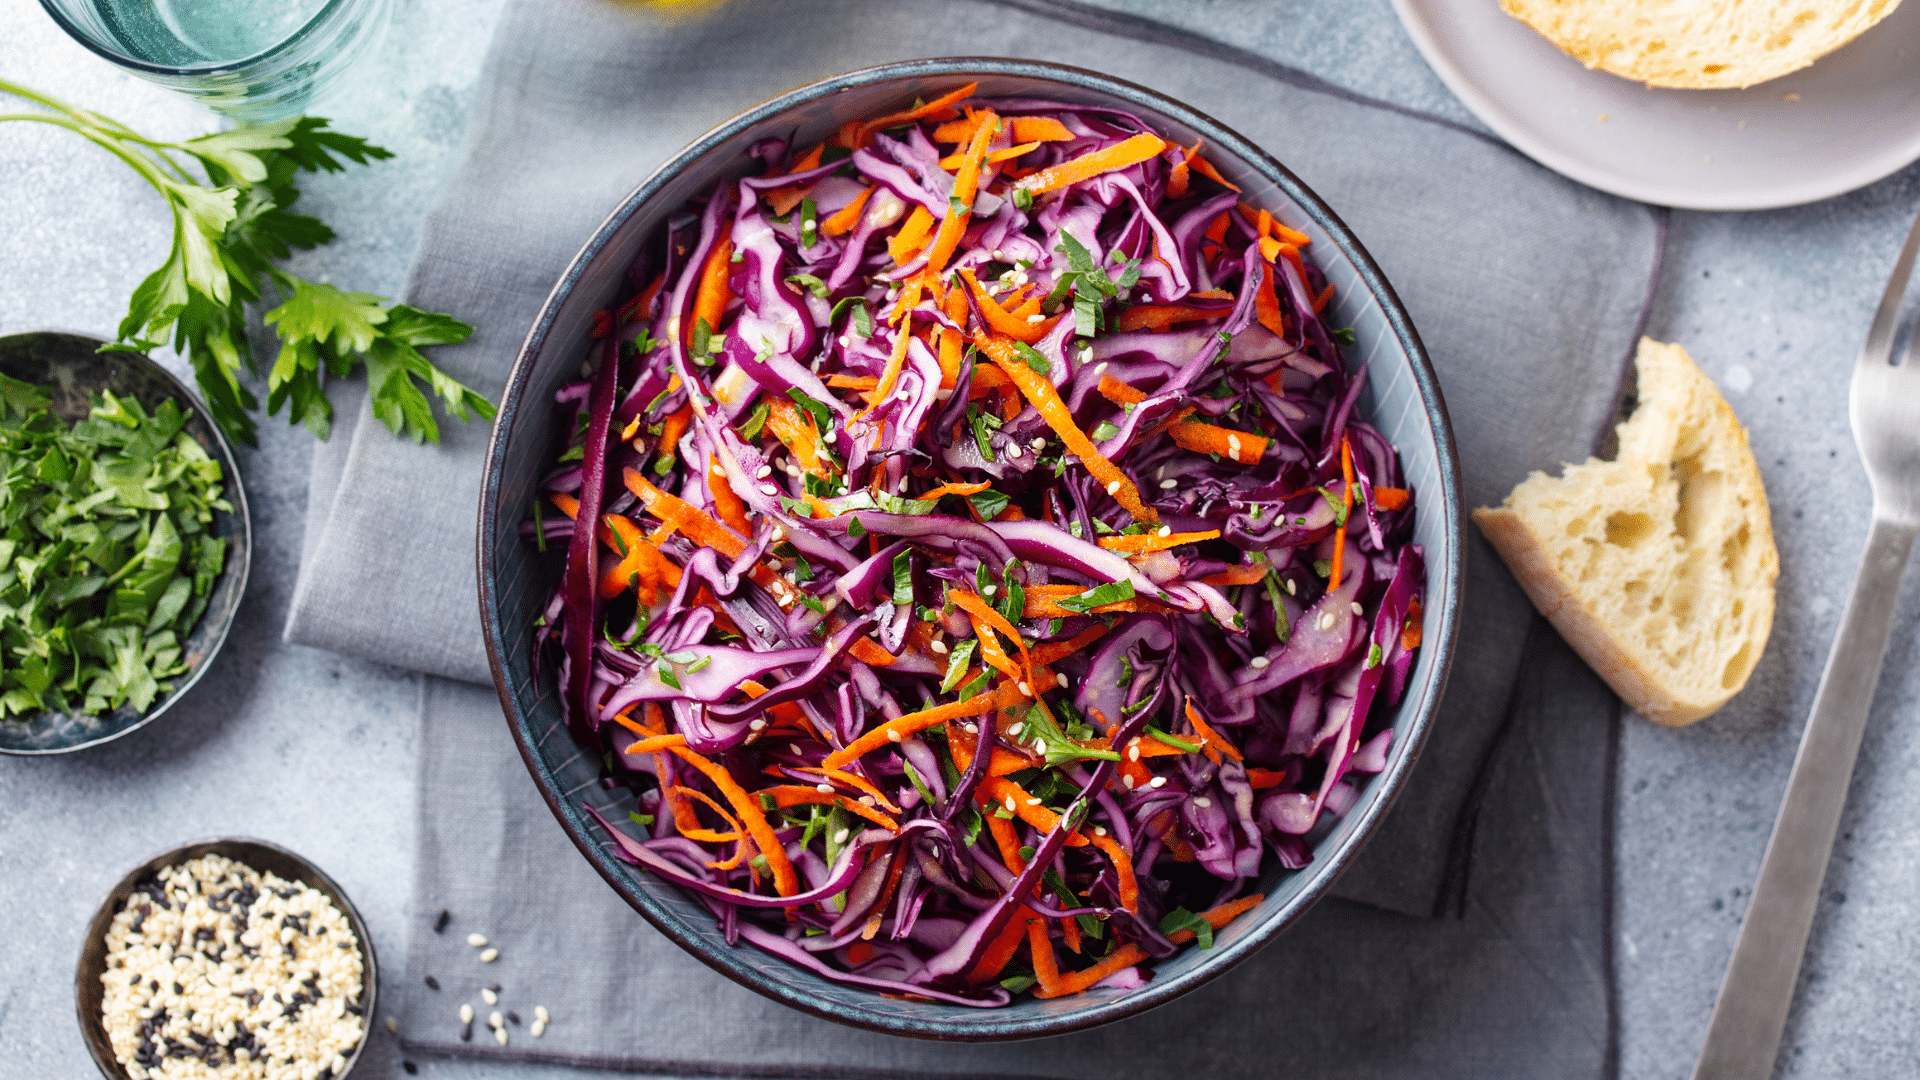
[[1692, 207, 1920, 1080]]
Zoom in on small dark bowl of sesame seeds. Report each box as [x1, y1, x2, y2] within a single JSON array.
[[75, 838, 378, 1080]]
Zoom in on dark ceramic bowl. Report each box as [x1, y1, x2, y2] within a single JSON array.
[[0, 331, 251, 755], [74, 837, 378, 1080], [478, 58, 1462, 1040]]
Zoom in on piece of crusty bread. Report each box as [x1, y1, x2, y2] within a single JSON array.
[[1501, 0, 1902, 89], [1474, 339, 1779, 726]]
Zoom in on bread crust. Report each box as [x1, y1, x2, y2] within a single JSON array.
[[1475, 506, 1721, 725]]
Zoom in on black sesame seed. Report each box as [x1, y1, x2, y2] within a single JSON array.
[[433, 910, 451, 933], [506, 1011, 521, 1025], [486, 983, 500, 993], [403, 1063, 419, 1075], [424, 975, 440, 990], [460, 1022, 473, 1042]]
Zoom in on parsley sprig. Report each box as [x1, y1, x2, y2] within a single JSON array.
[[0, 78, 495, 446], [1048, 232, 1142, 337]]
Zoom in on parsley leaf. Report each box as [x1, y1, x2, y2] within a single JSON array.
[[1158, 907, 1216, 949], [0, 82, 492, 447]]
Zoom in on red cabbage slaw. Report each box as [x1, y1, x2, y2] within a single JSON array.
[[526, 85, 1427, 1005]]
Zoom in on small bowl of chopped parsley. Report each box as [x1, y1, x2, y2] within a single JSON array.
[[0, 330, 250, 755]]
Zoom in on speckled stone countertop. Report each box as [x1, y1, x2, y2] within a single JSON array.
[[4, 2, 1918, 1078]]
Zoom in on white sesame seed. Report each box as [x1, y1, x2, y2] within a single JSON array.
[[386, 1016, 399, 1035], [1106, 481, 1122, 495], [887, 728, 904, 742], [1016, 681, 1032, 696], [711, 463, 726, 477], [1249, 655, 1271, 670], [1351, 602, 1365, 616], [1128, 744, 1141, 761], [535, 1006, 550, 1023], [839, 335, 851, 348], [1005, 794, 1019, 812], [1008, 722, 1026, 737], [1227, 435, 1243, 459], [789, 742, 805, 756], [816, 783, 836, 793], [1157, 525, 1172, 537], [963, 722, 979, 733], [860, 795, 877, 807], [1026, 797, 1042, 806], [460, 1003, 474, 1023], [785, 463, 803, 477], [832, 829, 851, 845], [1148, 776, 1167, 789], [759, 484, 779, 496], [532, 1018, 548, 1037], [1093, 362, 1108, 376], [1194, 797, 1212, 808], [1057, 674, 1070, 688], [480, 948, 499, 963], [495, 1026, 510, 1047], [755, 465, 773, 479], [490, 1011, 504, 1029], [481, 987, 498, 1005], [467, 934, 489, 948], [1285, 578, 1297, 595], [1094, 826, 1108, 836], [982, 584, 997, 597], [1030, 437, 1047, 450], [1159, 479, 1178, 490], [1122, 773, 1137, 789], [1318, 611, 1336, 631], [1025, 314, 1045, 324], [930, 639, 949, 655]]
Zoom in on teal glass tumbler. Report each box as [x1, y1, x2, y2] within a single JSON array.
[[38, 0, 391, 124]]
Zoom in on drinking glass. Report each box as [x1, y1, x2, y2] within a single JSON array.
[[38, 0, 391, 124]]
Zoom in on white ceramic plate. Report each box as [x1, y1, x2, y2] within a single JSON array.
[[1391, 0, 1920, 210]]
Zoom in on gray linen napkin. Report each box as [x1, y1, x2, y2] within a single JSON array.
[[284, 0, 1662, 1071]]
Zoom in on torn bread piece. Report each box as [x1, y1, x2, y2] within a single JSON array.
[[1500, 0, 1902, 89], [1475, 338, 1778, 725]]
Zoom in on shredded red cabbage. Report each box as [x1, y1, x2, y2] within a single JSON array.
[[527, 87, 1427, 1004]]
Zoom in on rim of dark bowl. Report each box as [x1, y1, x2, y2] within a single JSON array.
[[0, 330, 252, 756], [74, 836, 379, 1080], [478, 57, 1464, 1041]]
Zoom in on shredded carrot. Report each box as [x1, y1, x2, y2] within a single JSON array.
[[1254, 258, 1288, 339], [1184, 699, 1244, 762], [1185, 148, 1240, 192], [590, 310, 612, 339], [1330, 437, 1354, 590], [1403, 598, 1424, 651], [937, 140, 1042, 170], [920, 479, 991, 500], [623, 468, 748, 559], [596, 514, 666, 601], [966, 910, 1040, 985], [975, 332, 1158, 525], [820, 690, 1003, 770], [654, 404, 693, 471], [739, 679, 816, 738], [1167, 138, 1199, 199], [934, 113, 1075, 145], [666, 784, 744, 841], [820, 186, 873, 238], [1013, 133, 1167, 197], [1174, 892, 1266, 939], [1096, 529, 1221, 554], [978, 776, 1089, 847], [1247, 768, 1287, 790], [1031, 624, 1110, 666], [960, 269, 1059, 343], [1114, 301, 1233, 333], [796, 767, 904, 814], [852, 82, 978, 148], [700, 455, 751, 537], [949, 590, 1032, 678], [825, 373, 879, 390], [1088, 832, 1139, 912], [759, 785, 902, 833], [1032, 944, 1146, 998], [764, 144, 825, 216], [863, 319, 916, 421], [923, 111, 998, 275], [1167, 420, 1268, 465], [1095, 375, 1146, 406], [1313, 282, 1335, 314], [887, 205, 936, 265], [689, 234, 735, 353], [848, 637, 901, 667], [1374, 486, 1411, 511], [1201, 562, 1268, 587], [667, 745, 799, 896], [985, 798, 1027, 872], [1028, 918, 1065, 996]]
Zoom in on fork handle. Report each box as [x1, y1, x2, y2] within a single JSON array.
[[1693, 515, 1920, 1080]]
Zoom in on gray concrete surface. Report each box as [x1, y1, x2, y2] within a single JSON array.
[[3, 1, 1917, 1078]]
